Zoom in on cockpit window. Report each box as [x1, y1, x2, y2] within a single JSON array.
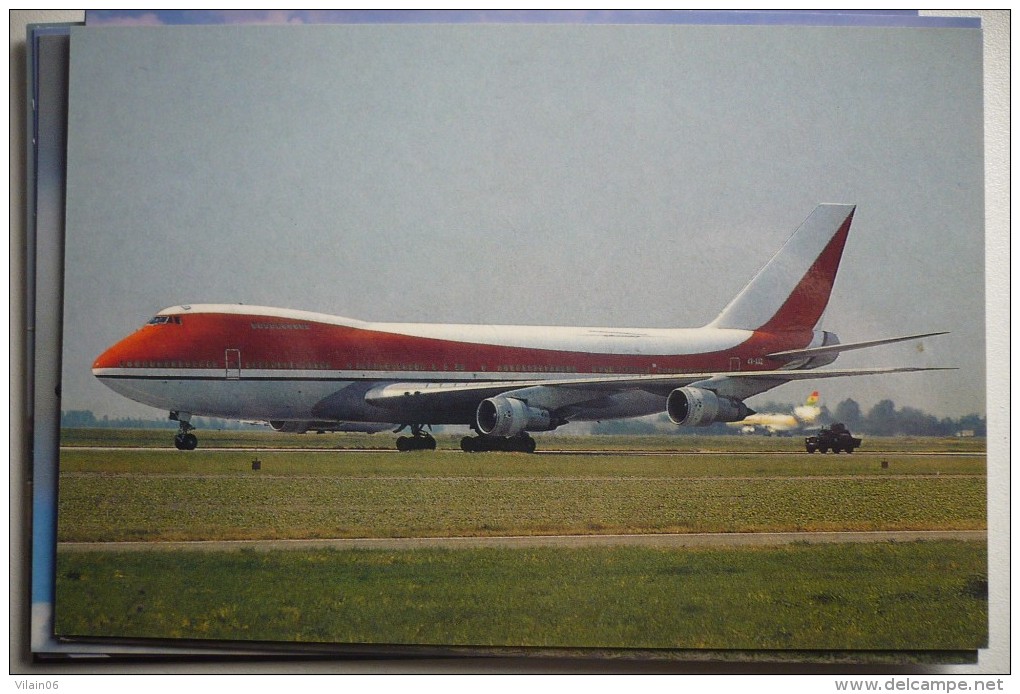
[[147, 316, 182, 325]]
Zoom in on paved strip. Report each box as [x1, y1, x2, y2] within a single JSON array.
[[58, 530, 986, 553], [61, 446, 982, 457]]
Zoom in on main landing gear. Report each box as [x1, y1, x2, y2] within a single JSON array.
[[394, 423, 437, 452], [460, 432, 537, 454], [171, 411, 198, 450], [392, 424, 539, 453]]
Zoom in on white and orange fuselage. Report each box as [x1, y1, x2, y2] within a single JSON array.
[[92, 304, 832, 424], [91, 204, 944, 451]]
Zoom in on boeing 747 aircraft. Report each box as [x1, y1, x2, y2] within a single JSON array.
[[92, 204, 947, 452]]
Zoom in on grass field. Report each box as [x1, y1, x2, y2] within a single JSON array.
[[55, 541, 987, 651], [57, 448, 986, 542], [54, 430, 987, 654]]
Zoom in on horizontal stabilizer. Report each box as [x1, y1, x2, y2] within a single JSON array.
[[766, 332, 949, 360]]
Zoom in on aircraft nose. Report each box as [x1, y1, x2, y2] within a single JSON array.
[[92, 314, 196, 378], [92, 338, 130, 373], [92, 329, 157, 374]]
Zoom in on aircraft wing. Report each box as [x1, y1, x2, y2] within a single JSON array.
[[364, 366, 951, 414]]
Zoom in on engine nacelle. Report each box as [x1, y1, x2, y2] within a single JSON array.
[[270, 420, 310, 433], [798, 330, 841, 369], [666, 387, 753, 427], [476, 396, 553, 438]]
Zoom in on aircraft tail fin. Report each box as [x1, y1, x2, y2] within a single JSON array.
[[795, 390, 822, 423], [709, 204, 856, 332]]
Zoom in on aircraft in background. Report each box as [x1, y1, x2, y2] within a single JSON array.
[[732, 391, 822, 436], [92, 204, 948, 453]]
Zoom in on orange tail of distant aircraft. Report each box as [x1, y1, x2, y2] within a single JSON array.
[[93, 204, 948, 452]]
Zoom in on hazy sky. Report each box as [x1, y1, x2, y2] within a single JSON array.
[[62, 22, 984, 420]]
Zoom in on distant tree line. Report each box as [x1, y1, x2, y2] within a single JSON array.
[[60, 410, 263, 431], [826, 398, 985, 437], [64, 398, 985, 437], [590, 418, 738, 436], [591, 397, 985, 437]]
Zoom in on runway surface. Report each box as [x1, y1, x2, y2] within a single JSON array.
[[63, 446, 980, 457], [59, 529, 985, 553]]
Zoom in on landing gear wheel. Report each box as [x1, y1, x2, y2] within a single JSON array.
[[460, 433, 537, 453], [460, 435, 488, 452], [395, 425, 437, 452], [171, 413, 197, 451], [519, 434, 537, 454], [174, 432, 198, 450]]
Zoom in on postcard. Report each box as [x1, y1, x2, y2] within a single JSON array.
[[53, 19, 986, 661]]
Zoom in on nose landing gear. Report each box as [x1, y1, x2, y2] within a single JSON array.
[[171, 411, 198, 450]]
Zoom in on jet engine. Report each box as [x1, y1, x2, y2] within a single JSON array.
[[666, 387, 754, 427], [476, 396, 554, 438]]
